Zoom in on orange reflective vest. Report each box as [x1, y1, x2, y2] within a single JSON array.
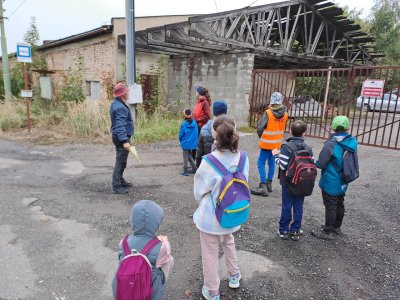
[[259, 109, 288, 150]]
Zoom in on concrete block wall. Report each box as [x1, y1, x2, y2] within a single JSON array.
[[168, 53, 255, 127]]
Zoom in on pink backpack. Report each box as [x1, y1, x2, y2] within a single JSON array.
[[116, 236, 160, 300]]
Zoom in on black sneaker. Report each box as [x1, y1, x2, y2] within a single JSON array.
[[311, 228, 334, 240], [121, 181, 133, 188], [250, 183, 268, 196], [291, 231, 301, 241], [278, 230, 289, 240], [112, 187, 129, 194], [321, 225, 341, 235]]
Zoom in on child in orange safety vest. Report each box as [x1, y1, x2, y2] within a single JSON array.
[[251, 92, 288, 196]]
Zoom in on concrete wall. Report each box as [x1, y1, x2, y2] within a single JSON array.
[[168, 53, 255, 127]]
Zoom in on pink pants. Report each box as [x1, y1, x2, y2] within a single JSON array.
[[199, 230, 239, 292]]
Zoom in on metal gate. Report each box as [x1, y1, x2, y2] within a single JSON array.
[[249, 66, 400, 150]]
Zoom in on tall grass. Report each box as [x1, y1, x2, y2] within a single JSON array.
[[0, 99, 181, 144]]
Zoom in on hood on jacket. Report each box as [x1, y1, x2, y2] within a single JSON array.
[[200, 120, 213, 136], [130, 200, 164, 237], [185, 118, 196, 127], [332, 133, 358, 153], [269, 105, 287, 119]]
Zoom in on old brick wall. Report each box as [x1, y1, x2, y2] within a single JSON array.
[[40, 34, 116, 101], [168, 53, 255, 127]]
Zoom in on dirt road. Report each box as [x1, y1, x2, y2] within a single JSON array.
[[0, 134, 399, 299]]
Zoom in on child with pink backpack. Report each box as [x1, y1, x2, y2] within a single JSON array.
[[112, 200, 174, 300], [193, 115, 250, 300]]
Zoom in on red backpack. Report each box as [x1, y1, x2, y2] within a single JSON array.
[[116, 236, 160, 300]]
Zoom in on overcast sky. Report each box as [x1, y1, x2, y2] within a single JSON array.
[[4, 0, 375, 53]]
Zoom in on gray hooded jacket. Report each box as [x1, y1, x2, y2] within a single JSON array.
[[112, 200, 165, 299]]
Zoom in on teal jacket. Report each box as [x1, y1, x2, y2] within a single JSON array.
[[315, 133, 358, 196]]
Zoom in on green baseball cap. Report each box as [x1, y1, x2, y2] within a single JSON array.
[[332, 115, 350, 130]]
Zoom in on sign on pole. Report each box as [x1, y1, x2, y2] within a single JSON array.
[[127, 83, 143, 104], [17, 43, 32, 63], [20, 90, 33, 98], [361, 79, 385, 98]]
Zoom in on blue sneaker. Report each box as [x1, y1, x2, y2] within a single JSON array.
[[202, 287, 220, 300], [229, 271, 241, 288]]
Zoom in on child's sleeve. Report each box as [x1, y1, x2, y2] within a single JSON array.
[[316, 142, 333, 169], [178, 123, 184, 142], [156, 240, 174, 280], [257, 111, 268, 137]]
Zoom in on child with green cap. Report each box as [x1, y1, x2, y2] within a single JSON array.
[[312, 115, 358, 239]]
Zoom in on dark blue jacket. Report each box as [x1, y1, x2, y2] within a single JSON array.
[[179, 118, 198, 150], [110, 97, 134, 143], [316, 133, 358, 196]]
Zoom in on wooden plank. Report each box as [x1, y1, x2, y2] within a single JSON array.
[[284, 4, 291, 50], [310, 21, 325, 54], [244, 14, 256, 44], [262, 9, 276, 45], [225, 16, 241, 38], [287, 4, 302, 51], [276, 8, 284, 50]]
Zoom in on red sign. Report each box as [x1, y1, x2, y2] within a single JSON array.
[[361, 79, 385, 98]]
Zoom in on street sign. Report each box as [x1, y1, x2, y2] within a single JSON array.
[[361, 79, 385, 98], [127, 83, 143, 104], [17, 43, 32, 63], [21, 90, 33, 98]]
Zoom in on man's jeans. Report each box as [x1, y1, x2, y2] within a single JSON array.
[[112, 135, 129, 189]]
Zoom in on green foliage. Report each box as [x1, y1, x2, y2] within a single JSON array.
[[10, 64, 24, 97], [24, 16, 40, 48], [59, 54, 85, 103]]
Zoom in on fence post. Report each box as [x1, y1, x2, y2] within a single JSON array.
[[321, 66, 332, 124]]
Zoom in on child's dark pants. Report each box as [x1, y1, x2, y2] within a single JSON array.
[[322, 190, 345, 233]]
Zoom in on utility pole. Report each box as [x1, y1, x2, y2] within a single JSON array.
[[0, 0, 12, 101], [125, 0, 136, 121]]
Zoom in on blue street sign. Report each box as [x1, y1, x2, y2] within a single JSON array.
[[17, 43, 32, 63]]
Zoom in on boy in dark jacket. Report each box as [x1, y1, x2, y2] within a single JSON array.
[[196, 101, 228, 167], [272, 120, 313, 241], [179, 108, 198, 176], [311, 116, 358, 239]]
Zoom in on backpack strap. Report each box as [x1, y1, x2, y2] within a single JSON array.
[[237, 151, 247, 172], [140, 237, 161, 256], [203, 154, 228, 176], [122, 235, 131, 256]]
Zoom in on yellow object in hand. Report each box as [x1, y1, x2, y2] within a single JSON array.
[[130, 146, 140, 162]]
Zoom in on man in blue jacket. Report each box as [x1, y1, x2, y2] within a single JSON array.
[[110, 83, 134, 194], [312, 116, 358, 239]]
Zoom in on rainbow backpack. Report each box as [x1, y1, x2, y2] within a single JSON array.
[[204, 151, 251, 228]]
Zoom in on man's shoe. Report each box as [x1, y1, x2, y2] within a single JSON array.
[[266, 179, 273, 192], [181, 171, 189, 176], [228, 272, 241, 289], [250, 183, 268, 196], [112, 187, 129, 194], [311, 228, 334, 240], [201, 287, 220, 300]]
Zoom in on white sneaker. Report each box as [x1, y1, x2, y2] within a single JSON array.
[[228, 271, 241, 288]]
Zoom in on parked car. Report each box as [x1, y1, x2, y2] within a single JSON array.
[[356, 93, 400, 112], [287, 96, 323, 118]]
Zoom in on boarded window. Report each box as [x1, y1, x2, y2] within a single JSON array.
[[85, 81, 100, 101], [39, 77, 52, 100]]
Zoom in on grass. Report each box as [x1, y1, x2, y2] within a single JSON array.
[[237, 126, 256, 133], [0, 99, 181, 144]]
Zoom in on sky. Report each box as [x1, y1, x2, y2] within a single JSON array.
[[4, 0, 375, 54]]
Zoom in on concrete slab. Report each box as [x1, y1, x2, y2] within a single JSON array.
[[60, 161, 85, 175]]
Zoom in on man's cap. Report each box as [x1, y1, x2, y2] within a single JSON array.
[[332, 115, 350, 130], [270, 92, 284, 105]]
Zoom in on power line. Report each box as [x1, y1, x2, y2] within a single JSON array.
[[248, 0, 259, 7], [7, 0, 27, 19], [213, 0, 219, 12]]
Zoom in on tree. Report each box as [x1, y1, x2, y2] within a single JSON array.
[[23, 16, 40, 48], [368, 0, 400, 65]]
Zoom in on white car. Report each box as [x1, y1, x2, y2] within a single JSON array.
[[287, 96, 323, 118], [356, 94, 400, 112]]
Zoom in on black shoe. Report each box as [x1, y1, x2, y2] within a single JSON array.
[[278, 230, 289, 240], [321, 225, 341, 235], [311, 228, 334, 240], [112, 187, 129, 194], [266, 180, 273, 192], [121, 181, 133, 188], [290, 231, 301, 241], [250, 183, 268, 196]]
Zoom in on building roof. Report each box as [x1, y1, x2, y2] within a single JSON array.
[[120, 0, 380, 67], [37, 25, 113, 51]]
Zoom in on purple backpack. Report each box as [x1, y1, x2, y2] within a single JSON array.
[[204, 151, 251, 228], [116, 236, 160, 300]]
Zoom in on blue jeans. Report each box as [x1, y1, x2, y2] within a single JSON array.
[[279, 186, 305, 233], [257, 149, 275, 183]]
